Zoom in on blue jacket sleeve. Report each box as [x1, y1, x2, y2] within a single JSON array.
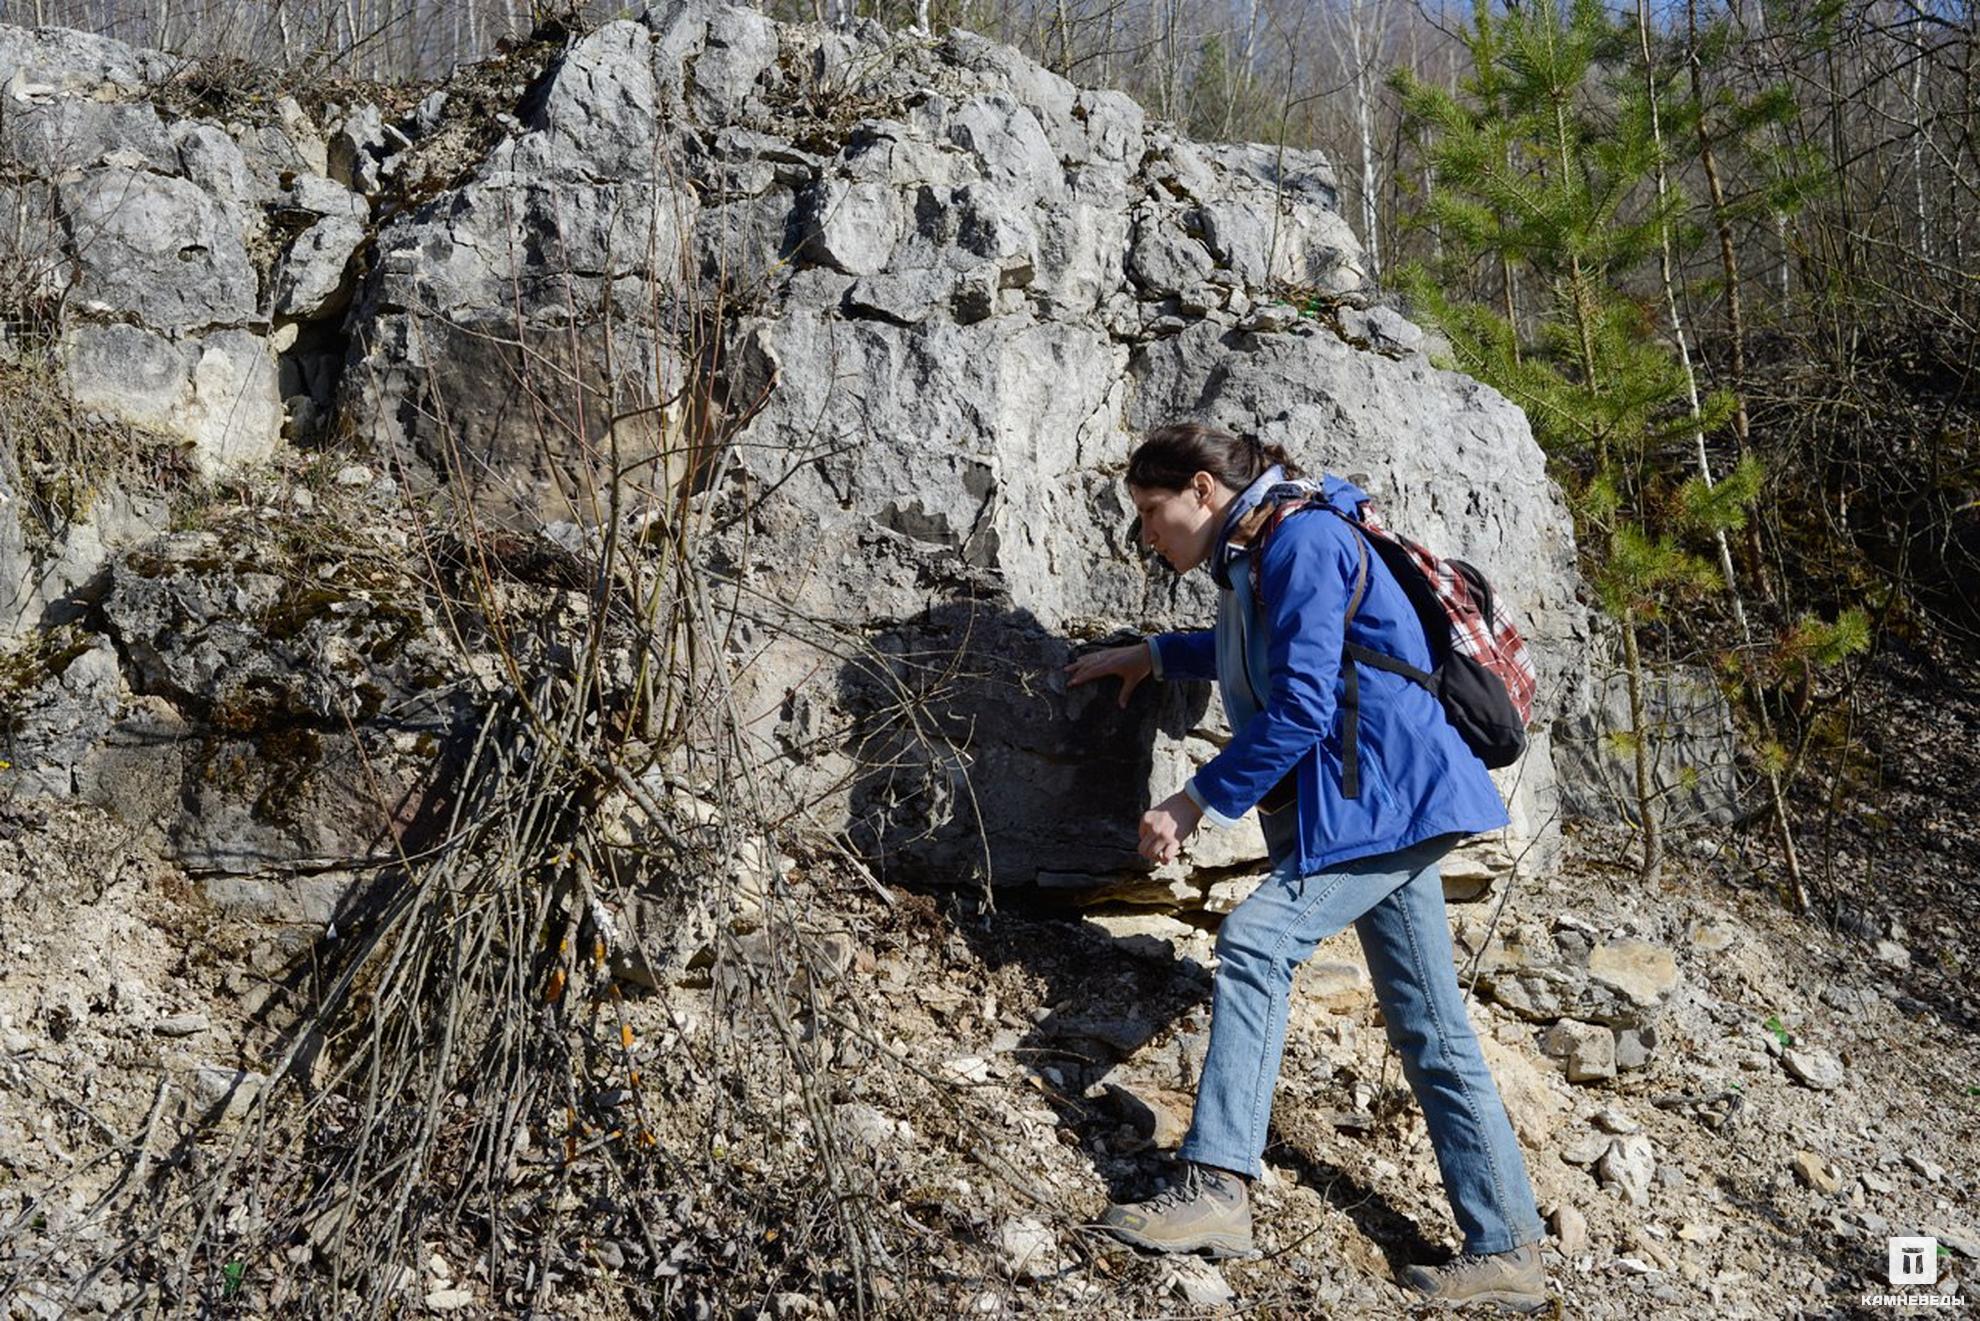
[[1149, 630, 1216, 682], [1189, 516, 1349, 820]]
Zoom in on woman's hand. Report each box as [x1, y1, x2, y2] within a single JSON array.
[[1139, 790, 1204, 865], [1064, 642, 1154, 709]]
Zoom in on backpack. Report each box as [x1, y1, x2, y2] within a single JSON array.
[[1236, 488, 1535, 799]]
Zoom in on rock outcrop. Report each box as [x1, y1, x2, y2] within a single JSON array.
[[0, 8, 1589, 901]]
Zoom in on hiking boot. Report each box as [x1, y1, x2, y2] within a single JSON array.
[[1398, 1241, 1548, 1313], [1100, 1162, 1252, 1258]]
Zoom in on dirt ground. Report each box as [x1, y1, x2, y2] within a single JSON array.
[[1, 646, 1976, 1319]]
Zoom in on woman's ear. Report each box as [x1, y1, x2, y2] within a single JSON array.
[[1192, 471, 1214, 505]]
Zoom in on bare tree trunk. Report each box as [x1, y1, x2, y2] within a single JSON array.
[[1238, 0, 1261, 114], [1158, 0, 1180, 122], [1349, 0, 1382, 281], [1911, 18, 1931, 262], [1744, 0, 1793, 302], [1622, 612, 1663, 884]]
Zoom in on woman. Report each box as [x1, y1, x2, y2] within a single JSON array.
[[1065, 423, 1547, 1313]]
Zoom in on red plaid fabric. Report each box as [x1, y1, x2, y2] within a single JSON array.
[[1256, 497, 1537, 722]]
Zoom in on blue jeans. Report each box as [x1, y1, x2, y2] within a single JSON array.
[[1177, 822, 1544, 1255]]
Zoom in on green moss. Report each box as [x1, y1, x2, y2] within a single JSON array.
[[0, 628, 94, 735], [262, 587, 354, 642]]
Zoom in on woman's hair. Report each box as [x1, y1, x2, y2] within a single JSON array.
[[1125, 422, 1302, 493]]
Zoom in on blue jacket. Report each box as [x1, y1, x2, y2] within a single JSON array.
[[1150, 471, 1509, 874]]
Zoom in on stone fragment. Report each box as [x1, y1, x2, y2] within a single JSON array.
[[0, 635, 122, 798], [1822, 984, 1879, 1015], [529, 22, 661, 180], [1782, 1047, 1845, 1091], [1163, 1257, 1235, 1306], [1542, 1020, 1616, 1083], [1300, 960, 1370, 1013], [192, 1064, 268, 1125], [845, 270, 951, 325], [1549, 1204, 1588, 1254], [1243, 303, 1300, 332], [329, 102, 387, 192], [1560, 1132, 1611, 1166], [687, 4, 778, 122], [1792, 1150, 1843, 1195], [1596, 1134, 1656, 1207], [1478, 1033, 1567, 1146], [0, 25, 175, 94], [1587, 939, 1681, 1010], [1126, 220, 1212, 295], [996, 1217, 1060, 1280], [1592, 1106, 1641, 1134], [803, 177, 902, 275], [1691, 923, 1737, 954], [1614, 1025, 1656, 1071], [0, 99, 174, 175], [1928, 1225, 1980, 1259], [174, 123, 255, 213], [1081, 913, 1207, 967], [276, 215, 366, 320], [1102, 1080, 1192, 1149], [273, 96, 329, 176], [1337, 304, 1425, 356], [836, 1102, 913, 1152], [1905, 1154, 1945, 1183]]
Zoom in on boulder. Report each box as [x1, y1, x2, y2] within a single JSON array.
[[64, 523, 469, 883], [58, 167, 256, 332], [275, 215, 366, 320], [61, 325, 282, 477], [1553, 664, 1744, 826], [0, 99, 175, 175], [0, 25, 173, 94], [0, 13, 1597, 914], [302, 8, 1585, 899], [1475, 921, 1679, 1032]]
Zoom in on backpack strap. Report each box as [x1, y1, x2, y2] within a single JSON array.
[[1337, 526, 1370, 800], [1250, 502, 1374, 801]]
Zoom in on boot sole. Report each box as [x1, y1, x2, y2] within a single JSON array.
[[1105, 1224, 1253, 1259], [1414, 1289, 1549, 1315]]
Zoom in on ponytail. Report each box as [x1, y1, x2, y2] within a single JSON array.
[[1126, 422, 1303, 493]]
